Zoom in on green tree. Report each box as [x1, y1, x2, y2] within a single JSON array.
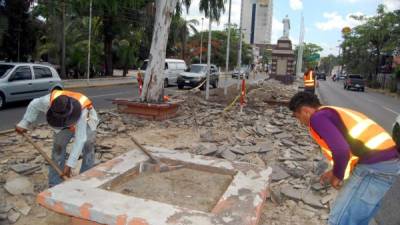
[[0, 0, 39, 62], [294, 42, 323, 70]]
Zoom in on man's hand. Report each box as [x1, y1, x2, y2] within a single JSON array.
[[15, 126, 27, 134], [320, 170, 343, 190], [62, 166, 72, 180]]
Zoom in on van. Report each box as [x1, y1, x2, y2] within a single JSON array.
[[140, 59, 187, 86]]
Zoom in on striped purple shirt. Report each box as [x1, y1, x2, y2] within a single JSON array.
[[310, 108, 399, 180]]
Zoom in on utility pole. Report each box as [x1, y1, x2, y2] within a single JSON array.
[[237, 0, 244, 89], [16, 27, 21, 62], [61, 0, 66, 78], [200, 18, 204, 64], [206, 9, 212, 100], [296, 14, 304, 77], [87, 0, 92, 84], [224, 0, 232, 95]]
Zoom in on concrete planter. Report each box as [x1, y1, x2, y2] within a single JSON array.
[[113, 99, 181, 120]]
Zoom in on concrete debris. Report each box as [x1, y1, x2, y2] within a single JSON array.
[[195, 143, 218, 156], [10, 163, 41, 175], [4, 175, 34, 195], [281, 185, 302, 201], [220, 149, 236, 161], [270, 165, 290, 181], [0, 78, 332, 225], [7, 209, 20, 224], [12, 197, 31, 216]]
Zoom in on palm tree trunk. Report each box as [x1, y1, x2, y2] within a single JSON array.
[[141, 0, 178, 103]]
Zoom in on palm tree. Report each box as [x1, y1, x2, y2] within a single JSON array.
[[171, 16, 198, 61]]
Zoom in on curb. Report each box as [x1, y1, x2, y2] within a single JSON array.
[[64, 78, 137, 89]]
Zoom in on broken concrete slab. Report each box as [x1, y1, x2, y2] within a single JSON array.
[[274, 132, 293, 139], [270, 165, 290, 182], [302, 191, 325, 209], [195, 143, 218, 156], [281, 185, 302, 201], [7, 209, 20, 224], [4, 175, 34, 195], [12, 197, 31, 216], [37, 148, 272, 225], [220, 149, 236, 161], [10, 163, 41, 175]]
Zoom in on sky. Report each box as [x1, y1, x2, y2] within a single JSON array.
[[183, 0, 400, 56]]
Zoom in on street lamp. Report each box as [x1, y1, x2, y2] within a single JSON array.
[[200, 17, 204, 64]]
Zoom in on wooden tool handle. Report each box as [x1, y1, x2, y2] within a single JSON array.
[[130, 136, 158, 162], [20, 132, 66, 180]]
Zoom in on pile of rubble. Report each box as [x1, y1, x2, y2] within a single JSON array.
[[0, 79, 334, 225]]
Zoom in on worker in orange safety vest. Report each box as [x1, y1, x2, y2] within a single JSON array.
[[304, 68, 316, 94], [288, 91, 400, 225], [16, 90, 99, 187]]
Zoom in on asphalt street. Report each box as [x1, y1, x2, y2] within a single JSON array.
[[317, 79, 400, 132], [317, 79, 400, 225]]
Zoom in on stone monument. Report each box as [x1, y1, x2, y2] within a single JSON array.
[[271, 15, 295, 84]]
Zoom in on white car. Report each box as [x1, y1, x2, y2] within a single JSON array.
[[0, 63, 63, 109], [140, 59, 187, 87]]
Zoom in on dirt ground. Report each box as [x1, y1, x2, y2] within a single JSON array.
[[111, 168, 233, 212]]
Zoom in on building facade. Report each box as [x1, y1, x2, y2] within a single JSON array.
[[241, 0, 273, 45]]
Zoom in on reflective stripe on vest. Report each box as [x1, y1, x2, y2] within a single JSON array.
[[50, 90, 92, 110], [310, 127, 358, 180], [309, 106, 396, 179], [304, 71, 315, 87]]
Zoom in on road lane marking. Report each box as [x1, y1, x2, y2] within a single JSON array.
[[382, 106, 399, 115], [90, 91, 133, 98]]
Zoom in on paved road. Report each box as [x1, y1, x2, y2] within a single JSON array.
[[317, 79, 399, 132], [317, 79, 400, 225], [0, 75, 250, 131]]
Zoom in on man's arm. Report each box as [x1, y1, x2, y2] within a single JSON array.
[[65, 109, 88, 169], [310, 112, 351, 181], [17, 94, 51, 130]]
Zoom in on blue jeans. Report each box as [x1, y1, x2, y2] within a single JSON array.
[[48, 128, 96, 187], [329, 159, 400, 225]]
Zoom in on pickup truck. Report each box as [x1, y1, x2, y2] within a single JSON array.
[[344, 74, 365, 92]]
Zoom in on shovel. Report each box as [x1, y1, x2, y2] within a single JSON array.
[[129, 135, 183, 173], [19, 132, 67, 180]]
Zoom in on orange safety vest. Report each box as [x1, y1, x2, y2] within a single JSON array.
[[50, 90, 93, 131], [309, 106, 396, 180], [304, 71, 315, 88]]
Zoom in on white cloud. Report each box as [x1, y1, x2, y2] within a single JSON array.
[[271, 17, 283, 43], [383, 0, 400, 11], [315, 12, 365, 31], [289, 0, 303, 11]]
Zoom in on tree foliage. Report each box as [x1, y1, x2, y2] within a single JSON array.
[[340, 5, 400, 83]]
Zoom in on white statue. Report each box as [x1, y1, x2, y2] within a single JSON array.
[[282, 15, 290, 38]]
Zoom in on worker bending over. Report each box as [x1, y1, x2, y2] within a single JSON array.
[[289, 92, 400, 225], [16, 90, 99, 187]]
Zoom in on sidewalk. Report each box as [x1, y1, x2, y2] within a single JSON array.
[[63, 76, 137, 89]]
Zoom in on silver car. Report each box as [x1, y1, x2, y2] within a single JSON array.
[[0, 63, 63, 109]]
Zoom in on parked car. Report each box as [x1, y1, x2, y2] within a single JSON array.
[[177, 64, 219, 90], [0, 63, 63, 109], [140, 59, 187, 87], [232, 66, 250, 79], [344, 74, 365, 91], [316, 72, 326, 80]]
